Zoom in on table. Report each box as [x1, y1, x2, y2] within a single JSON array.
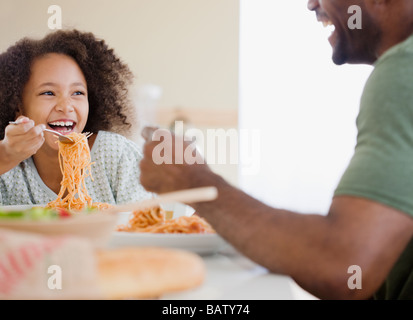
[[162, 245, 318, 300]]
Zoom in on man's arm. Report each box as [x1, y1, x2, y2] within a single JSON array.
[[139, 129, 413, 299], [190, 171, 413, 299]]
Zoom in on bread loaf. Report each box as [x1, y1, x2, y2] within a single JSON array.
[[96, 247, 205, 299]]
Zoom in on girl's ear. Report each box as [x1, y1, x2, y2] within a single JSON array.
[[15, 106, 24, 118]]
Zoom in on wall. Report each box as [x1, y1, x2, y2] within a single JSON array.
[[0, 0, 240, 185]]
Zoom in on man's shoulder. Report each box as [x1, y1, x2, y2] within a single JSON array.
[[377, 33, 413, 66], [372, 34, 413, 78], [362, 36, 413, 112]]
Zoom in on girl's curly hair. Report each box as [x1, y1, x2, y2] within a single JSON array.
[[0, 29, 135, 140]]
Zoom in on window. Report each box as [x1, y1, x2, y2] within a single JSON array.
[[239, 0, 372, 213]]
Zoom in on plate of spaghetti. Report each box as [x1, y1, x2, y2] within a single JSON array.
[[109, 205, 227, 255]]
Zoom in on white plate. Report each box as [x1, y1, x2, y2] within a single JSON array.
[[109, 202, 227, 255], [0, 204, 40, 211], [161, 202, 195, 217], [108, 232, 227, 255], [0, 205, 118, 248]]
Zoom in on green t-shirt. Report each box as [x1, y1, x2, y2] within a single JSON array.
[[334, 34, 413, 299]]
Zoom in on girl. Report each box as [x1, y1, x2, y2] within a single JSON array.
[[0, 29, 151, 206]]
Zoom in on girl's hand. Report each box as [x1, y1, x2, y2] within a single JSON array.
[[1, 116, 45, 166]]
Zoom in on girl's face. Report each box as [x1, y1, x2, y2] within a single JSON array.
[[21, 53, 89, 152]]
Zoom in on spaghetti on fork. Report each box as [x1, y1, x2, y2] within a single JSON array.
[[46, 132, 111, 211]]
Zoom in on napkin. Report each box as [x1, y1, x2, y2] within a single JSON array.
[[0, 228, 103, 299]]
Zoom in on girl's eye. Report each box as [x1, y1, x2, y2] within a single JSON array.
[[40, 91, 54, 96], [73, 91, 85, 96]]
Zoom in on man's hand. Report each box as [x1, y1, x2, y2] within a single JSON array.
[[139, 126, 212, 194]]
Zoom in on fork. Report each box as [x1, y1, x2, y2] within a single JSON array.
[[43, 128, 74, 144], [9, 121, 74, 144]]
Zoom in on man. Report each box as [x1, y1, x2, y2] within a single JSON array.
[[139, 0, 413, 299]]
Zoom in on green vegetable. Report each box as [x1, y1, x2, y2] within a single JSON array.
[[0, 207, 60, 220], [84, 206, 98, 213], [0, 211, 25, 219], [28, 207, 58, 220]]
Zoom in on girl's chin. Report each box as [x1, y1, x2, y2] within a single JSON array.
[[42, 137, 61, 152]]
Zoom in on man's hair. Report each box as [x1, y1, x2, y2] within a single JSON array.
[[0, 29, 135, 139]]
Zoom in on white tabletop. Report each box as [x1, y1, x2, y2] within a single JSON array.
[[162, 245, 318, 300], [109, 209, 318, 300]]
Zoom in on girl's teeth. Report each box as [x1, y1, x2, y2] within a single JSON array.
[[49, 121, 74, 126]]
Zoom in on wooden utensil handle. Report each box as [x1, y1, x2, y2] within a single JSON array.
[[108, 187, 218, 213]]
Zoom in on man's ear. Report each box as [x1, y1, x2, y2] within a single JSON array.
[[365, 0, 390, 9], [368, 0, 391, 4], [365, 0, 390, 18]]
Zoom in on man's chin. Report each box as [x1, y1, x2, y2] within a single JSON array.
[[332, 54, 347, 65], [331, 41, 377, 66], [333, 51, 377, 65], [331, 43, 348, 65]]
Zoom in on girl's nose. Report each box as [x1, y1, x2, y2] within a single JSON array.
[[55, 97, 75, 113], [307, 0, 319, 11]]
